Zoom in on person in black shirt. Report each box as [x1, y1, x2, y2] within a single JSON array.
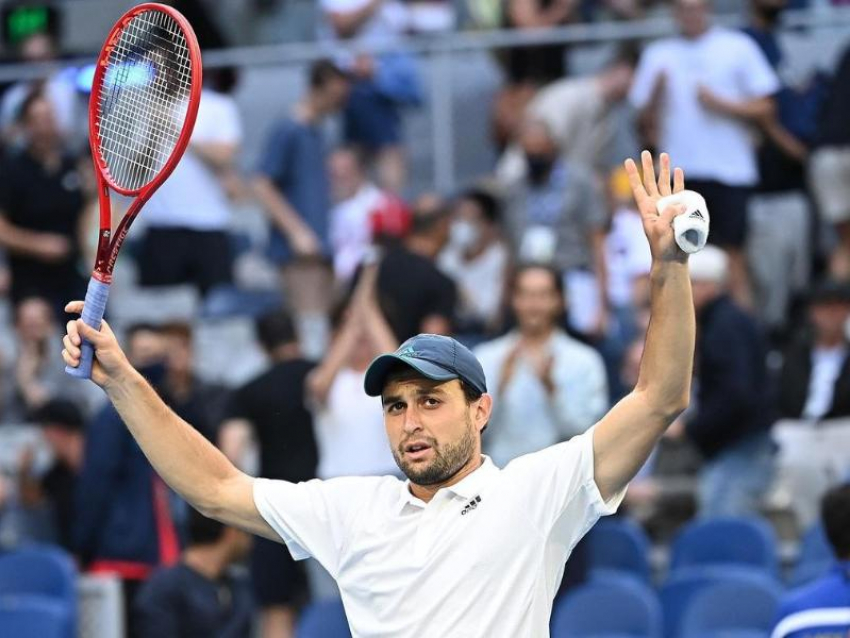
[[134, 507, 253, 638], [18, 399, 85, 552], [374, 194, 457, 341], [0, 89, 86, 318], [219, 310, 316, 638]]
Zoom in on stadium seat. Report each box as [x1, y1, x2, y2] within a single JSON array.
[[587, 518, 652, 583], [551, 576, 663, 638], [669, 517, 779, 576], [679, 578, 782, 638], [0, 545, 77, 638], [790, 524, 835, 586], [0, 595, 71, 638], [660, 565, 780, 638], [297, 598, 351, 638]]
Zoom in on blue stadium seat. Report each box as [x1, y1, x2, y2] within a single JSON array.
[[660, 566, 779, 638], [0, 595, 71, 638], [790, 524, 835, 586], [551, 576, 663, 638], [587, 518, 652, 583], [670, 517, 779, 576], [0, 545, 77, 638], [679, 578, 782, 638], [297, 598, 351, 638]]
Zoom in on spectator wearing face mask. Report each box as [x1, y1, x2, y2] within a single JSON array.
[[501, 120, 608, 338], [438, 187, 510, 337]]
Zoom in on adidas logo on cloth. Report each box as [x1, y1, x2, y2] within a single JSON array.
[[398, 346, 417, 358], [460, 495, 482, 516], [689, 209, 705, 220]]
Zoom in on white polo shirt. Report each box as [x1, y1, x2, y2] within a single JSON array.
[[254, 427, 625, 637]]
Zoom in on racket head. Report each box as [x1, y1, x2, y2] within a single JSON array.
[[89, 2, 202, 198]]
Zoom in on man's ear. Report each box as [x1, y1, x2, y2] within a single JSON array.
[[475, 393, 493, 433]]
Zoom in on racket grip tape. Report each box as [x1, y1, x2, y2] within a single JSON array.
[[65, 278, 111, 379]]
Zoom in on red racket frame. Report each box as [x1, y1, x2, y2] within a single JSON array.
[[88, 2, 202, 284]]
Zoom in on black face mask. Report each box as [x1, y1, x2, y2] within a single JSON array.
[[525, 154, 555, 185], [137, 361, 167, 387], [757, 5, 784, 23]]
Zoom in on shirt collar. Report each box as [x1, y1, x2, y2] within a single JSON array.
[[395, 455, 499, 513]]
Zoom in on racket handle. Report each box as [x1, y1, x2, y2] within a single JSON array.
[[65, 278, 111, 379]]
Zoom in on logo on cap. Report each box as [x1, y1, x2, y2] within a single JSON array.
[[397, 345, 417, 358]]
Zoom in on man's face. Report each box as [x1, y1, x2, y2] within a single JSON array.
[[809, 301, 850, 342], [16, 297, 54, 343], [24, 98, 61, 147], [329, 149, 362, 202], [382, 376, 488, 486], [675, 0, 711, 38], [511, 268, 562, 334], [320, 76, 351, 113]]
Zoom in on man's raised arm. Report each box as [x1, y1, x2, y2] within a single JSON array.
[[61, 302, 278, 540], [592, 151, 695, 501]]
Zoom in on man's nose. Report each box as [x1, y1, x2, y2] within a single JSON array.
[[402, 407, 422, 433]]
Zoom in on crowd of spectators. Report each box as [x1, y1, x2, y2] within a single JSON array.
[[0, 0, 849, 636]]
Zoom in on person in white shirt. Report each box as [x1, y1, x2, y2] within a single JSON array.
[[475, 264, 608, 468], [328, 147, 387, 283], [438, 187, 510, 335], [138, 74, 243, 296], [629, 0, 779, 308], [62, 151, 695, 638], [307, 263, 399, 479]]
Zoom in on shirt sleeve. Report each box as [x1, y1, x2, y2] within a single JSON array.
[[253, 476, 375, 577], [737, 36, 781, 98], [629, 45, 664, 109], [505, 427, 626, 549]]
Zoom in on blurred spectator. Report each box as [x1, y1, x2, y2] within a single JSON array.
[[777, 279, 850, 420], [680, 246, 776, 517], [744, 0, 818, 332], [496, 46, 637, 181], [253, 60, 350, 359], [307, 262, 398, 479], [374, 194, 457, 340], [630, 0, 779, 308], [475, 264, 607, 467], [219, 311, 316, 638], [4, 296, 102, 423], [328, 146, 386, 283], [158, 322, 228, 443], [0, 90, 87, 318], [771, 483, 850, 638], [810, 43, 850, 280], [601, 168, 652, 399], [138, 78, 243, 297], [17, 399, 84, 552], [75, 324, 184, 637], [319, 0, 421, 192], [501, 120, 608, 337], [0, 31, 79, 147], [135, 508, 254, 638], [492, 0, 578, 149], [438, 187, 510, 336]]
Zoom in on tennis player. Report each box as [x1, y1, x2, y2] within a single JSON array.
[[63, 151, 693, 637]]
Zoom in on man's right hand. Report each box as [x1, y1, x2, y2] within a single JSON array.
[[62, 301, 132, 389]]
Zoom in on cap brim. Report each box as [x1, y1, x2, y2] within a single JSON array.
[[363, 354, 459, 397]]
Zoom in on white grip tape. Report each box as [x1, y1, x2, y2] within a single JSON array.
[[656, 190, 710, 254]]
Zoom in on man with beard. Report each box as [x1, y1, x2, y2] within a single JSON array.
[[62, 152, 694, 638]]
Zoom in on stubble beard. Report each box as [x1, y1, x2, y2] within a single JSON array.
[[393, 414, 477, 486]]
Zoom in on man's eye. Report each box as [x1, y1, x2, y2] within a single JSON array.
[[424, 397, 440, 407], [388, 402, 404, 413]]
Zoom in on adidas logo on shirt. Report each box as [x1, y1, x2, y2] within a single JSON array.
[[461, 495, 482, 516], [690, 209, 705, 220]]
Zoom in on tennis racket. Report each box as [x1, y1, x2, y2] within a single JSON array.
[[66, 3, 202, 379]]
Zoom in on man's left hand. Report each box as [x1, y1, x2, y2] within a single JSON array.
[[624, 151, 688, 264]]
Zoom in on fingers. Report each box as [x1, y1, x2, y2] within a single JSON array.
[[673, 167, 685, 193], [660, 203, 687, 224], [75, 319, 108, 346], [657, 153, 671, 196], [624, 157, 649, 211], [64, 301, 84, 314], [66, 320, 80, 347], [641, 150, 659, 197]]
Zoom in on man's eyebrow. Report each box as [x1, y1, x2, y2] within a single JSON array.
[[415, 384, 448, 397], [382, 394, 402, 407]]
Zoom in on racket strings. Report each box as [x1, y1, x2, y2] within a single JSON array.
[[96, 9, 194, 192]]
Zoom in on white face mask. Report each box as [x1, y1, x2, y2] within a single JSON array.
[[450, 220, 480, 249]]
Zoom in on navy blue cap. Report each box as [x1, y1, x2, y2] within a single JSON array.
[[364, 334, 488, 397]]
